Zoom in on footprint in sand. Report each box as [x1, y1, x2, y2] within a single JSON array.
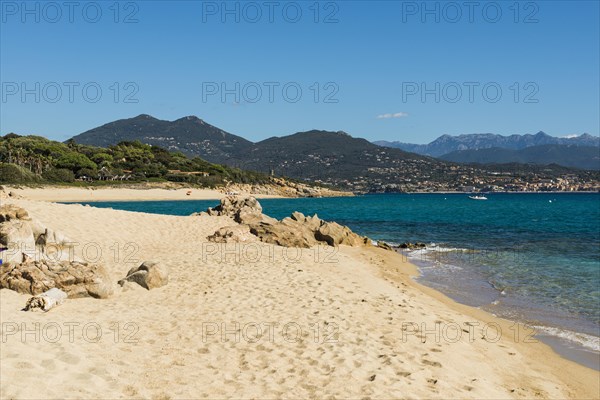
[[422, 359, 442, 368], [74, 372, 93, 381], [13, 361, 34, 369], [122, 384, 138, 396], [57, 351, 80, 365], [40, 359, 56, 369]]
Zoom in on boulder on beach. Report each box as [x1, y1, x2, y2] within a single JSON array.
[[0, 217, 36, 264], [0, 204, 30, 222], [0, 259, 113, 298], [24, 287, 68, 312], [0, 188, 22, 201], [118, 261, 169, 290], [0, 204, 113, 299]]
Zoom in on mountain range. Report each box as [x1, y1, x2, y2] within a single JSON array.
[[67, 115, 599, 191], [374, 132, 600, 157], [440, 145, 600, 171], [70, 114, 433, 179]]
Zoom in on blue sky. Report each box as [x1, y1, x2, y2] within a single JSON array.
[[1, 0, 599, 143]]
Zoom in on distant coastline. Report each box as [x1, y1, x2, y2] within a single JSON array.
[[0, 183, 352, 202], [3, 184, 598, 203], [398, 190, 600, 194]]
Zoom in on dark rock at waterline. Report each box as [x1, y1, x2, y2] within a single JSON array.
[[376, 241, 393, 251], [398, 242, 427, 250]]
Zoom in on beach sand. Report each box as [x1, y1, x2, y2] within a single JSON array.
[[2, 186, 283, 202], [0, 196, 598, 399]]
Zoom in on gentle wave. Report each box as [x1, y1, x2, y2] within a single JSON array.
[[533, 325, 600, 352], [405, 243, 473, 256], [405, 244, 600, 353]]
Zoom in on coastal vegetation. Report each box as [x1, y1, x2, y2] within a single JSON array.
[[0, 134, 271, 187]]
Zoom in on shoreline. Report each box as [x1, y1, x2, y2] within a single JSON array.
[[370, 191, 600, 195], [0, 195, 598, 398], [1, 186, 285, 202], [407, 252, 600, 372], [372, 250, 599, 399], [5, 186, 598, 203], [1, 184, 355, 202]]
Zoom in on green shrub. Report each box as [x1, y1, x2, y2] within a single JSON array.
[[0, 163, 40, 183], [76, 168, 97, 179], [42, 168, 75, 182], [91, 152, 113, 164], [55, 153, 97, 172]]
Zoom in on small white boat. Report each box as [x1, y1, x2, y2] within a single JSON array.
[[468, 195, 488, 200]]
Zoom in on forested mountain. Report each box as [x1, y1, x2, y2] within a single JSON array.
[[70, 114, 253, 164]]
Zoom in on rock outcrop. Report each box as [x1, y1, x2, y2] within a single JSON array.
[[0, 204, 30, 222], [208, 225, 257, 243], [0, 205, 75, 264], [248, 216, 321, 248], [248, 212, 368, 248], [376, 241, 394, 251], [0, 214, 36, 264], [398, 242, 427, 250], [220, 178, 353, 198], [193, 196, 265, 224], [0, 204, 114, 299], [118, 261, 169, 290], [199, 197, 369, 249], [1, 259, 113, 298], [314, 221, 368, 247]]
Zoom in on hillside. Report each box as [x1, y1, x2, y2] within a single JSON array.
[[70, 114, 252, 164], [233, 130, 600, 192], [375, 132, 600, 157], [440, 145, 600, 170], [237, 130, 432, 180], [67, 115, 600, 192]]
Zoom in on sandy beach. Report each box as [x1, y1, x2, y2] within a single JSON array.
[[2, 186, 284, 202], [0, 193, 598, 399]]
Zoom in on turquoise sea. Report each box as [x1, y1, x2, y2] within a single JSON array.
[[72, 193, 600, 369]]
